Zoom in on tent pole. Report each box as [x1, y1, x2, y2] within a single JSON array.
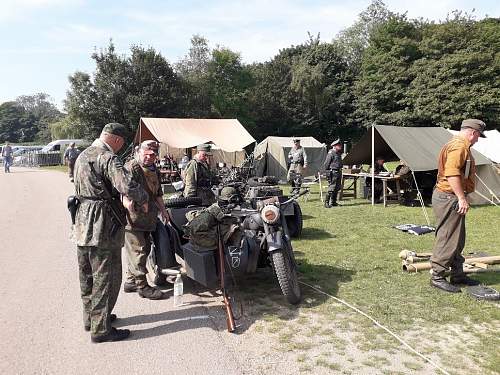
[[412, 171, 431, 225], [371, 124, 375, 206]]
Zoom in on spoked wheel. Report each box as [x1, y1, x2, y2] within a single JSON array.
[[270, 239, 301, 304]]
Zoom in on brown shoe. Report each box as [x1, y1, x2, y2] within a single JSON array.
[[138, 285, 164, 300], [123, 282, 137, 293]]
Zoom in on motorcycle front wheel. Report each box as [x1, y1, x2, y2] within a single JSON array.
[[271, 241, 301, 305]]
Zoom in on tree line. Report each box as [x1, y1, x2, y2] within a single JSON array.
[[1, 1, 498, 145]]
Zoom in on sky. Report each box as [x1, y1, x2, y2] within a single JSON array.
[[1, 0, 498, 109]]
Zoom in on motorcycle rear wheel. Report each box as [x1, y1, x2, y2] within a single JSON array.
[[271, 242, 301, 305]]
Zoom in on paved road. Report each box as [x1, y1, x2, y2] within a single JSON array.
[[0, 167, 255, 375]]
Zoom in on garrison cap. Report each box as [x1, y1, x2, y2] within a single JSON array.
[[331, 138, 341, 147], [461, 119, 486, 137], [139, 140, 159, 155], [197, 143, 212, 153], [102, 122, 128, 138]]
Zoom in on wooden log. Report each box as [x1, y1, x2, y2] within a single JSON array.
[[402, 256, 500, 273]]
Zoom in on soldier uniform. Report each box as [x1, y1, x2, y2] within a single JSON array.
[[430, 119, 485, 292], [323, 139, 343, 207], [73, 123, 147, 342], [183, 144, 215, 205], [123, 141, 164, 300], [287, 139, 308, 193]]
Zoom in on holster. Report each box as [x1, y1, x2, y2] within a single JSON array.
[[67, 195, 80, 225]]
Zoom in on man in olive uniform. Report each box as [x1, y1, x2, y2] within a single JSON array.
[[430, 119, 485, 293], [123, 140, 169, 299], [322, 139, 343, 207], [73, 123, 148, 343], [183, 144, 215, 205], [287, 138, 308, 194]]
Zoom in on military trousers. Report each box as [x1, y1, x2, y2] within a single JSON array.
[[124, 229, 152, 288], [327, 171, 342, 202], [77, 246, 122, 336], [287, 163, 303, 189], [430, 190, 466, 279]]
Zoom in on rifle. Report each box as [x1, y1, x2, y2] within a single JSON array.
[[88, 161, 126, 237], [217, 224, 236, 333]]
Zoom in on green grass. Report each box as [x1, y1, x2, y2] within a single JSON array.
[[294, 185, 500, 372]]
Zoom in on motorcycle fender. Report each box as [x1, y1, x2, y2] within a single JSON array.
[[266, 231, 283, 252]]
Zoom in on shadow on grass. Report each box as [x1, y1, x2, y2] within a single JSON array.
[[301, 214, 315, 220], [300, 227, 335, 240]]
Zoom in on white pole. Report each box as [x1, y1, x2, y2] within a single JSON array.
[[371, 124, 375, 206]]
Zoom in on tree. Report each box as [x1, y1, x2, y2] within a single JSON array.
[[15, 93, 62, 141], [0, 102, 37, 143], [65, 42, 186, 141]]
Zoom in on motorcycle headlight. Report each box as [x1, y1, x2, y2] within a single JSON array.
[[261, 205, 280, 224]]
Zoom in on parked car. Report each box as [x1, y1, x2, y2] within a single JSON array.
[[41, 139, 85, 153]]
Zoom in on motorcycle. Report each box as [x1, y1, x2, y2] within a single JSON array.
[[149, 190, 306, 306]]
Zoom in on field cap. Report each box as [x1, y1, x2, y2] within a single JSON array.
[[102, 122, 128, 138], [331, 138, 341, 147], [197, 143, 212, 153], [293, 138, 300, 142], [140, 140, 159, 155], [461, 119, 486, 137]]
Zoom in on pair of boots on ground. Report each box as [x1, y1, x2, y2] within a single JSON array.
[[430, 272, 480, 293], [324, 192, 339, 208], [123, 280, 163, 300]]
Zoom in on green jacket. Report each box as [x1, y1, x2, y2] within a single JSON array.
[[73, 139, 147, 248]]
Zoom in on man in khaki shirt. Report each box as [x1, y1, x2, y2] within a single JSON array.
[[430, 119, 485, 293]]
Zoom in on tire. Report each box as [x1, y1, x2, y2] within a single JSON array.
[[270, 241, 301, 305], [286, 201, 303, 238], [164, 196, 202, 208]]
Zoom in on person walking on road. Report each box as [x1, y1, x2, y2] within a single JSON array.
[[287, 138, 308, 194], [64, 142, 80, 182], [323, 139, 343, 207], [73, 123, 148, 343], [430, 119, 485, 293], [123, 140, 169, 300], [2, 142, 13, 173]]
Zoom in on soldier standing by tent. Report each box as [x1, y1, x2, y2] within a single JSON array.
[[323, 139, 343, 207], [183, 144, 215, 205], [287, 138, 308, 194], [430, 119, 485, 293]]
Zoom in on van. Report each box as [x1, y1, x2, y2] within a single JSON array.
[[41, 139, 85, 153]]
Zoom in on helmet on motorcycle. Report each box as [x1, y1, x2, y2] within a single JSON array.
[[219, 186, 238, 202]]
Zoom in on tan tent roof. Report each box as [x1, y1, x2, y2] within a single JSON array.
[[135, 118, 255, 152]]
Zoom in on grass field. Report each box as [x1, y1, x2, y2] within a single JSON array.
[[239, 184, 500, 374]]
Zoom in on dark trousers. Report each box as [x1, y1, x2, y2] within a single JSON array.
[[327, 171, 342, 202], [77, 246, 122, 336], [430, 190, 466, 279]]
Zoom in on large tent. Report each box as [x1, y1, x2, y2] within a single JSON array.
[[254, 136, 327, 181], [134, 118, 255, 167], [343, 125, 500, 206]]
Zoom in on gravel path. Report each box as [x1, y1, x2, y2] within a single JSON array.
[[0, 167, 258, 375]]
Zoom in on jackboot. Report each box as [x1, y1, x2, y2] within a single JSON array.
[[450, 275, 480, 286], [324, 193, 331, 208], [138, 285, 164, 300], [123, 282, 137, 293]]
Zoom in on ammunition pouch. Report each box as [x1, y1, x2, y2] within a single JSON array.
[[67, 195, 80, 225]]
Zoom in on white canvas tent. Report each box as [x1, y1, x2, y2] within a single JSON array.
[[135, 118, 255, 167], [343, 125, 500, 206], [254, 136, 327, 181]]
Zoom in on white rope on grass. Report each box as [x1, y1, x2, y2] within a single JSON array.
[[411, 171, 431, 225], [299, 281, 451, 375]]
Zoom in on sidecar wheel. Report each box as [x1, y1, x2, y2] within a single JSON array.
[[286, 201, 303, 238], [271, 243, 301, 305]]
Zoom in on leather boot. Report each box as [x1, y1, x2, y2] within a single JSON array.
[[430, 277, 461, 293], [123, 282, 137, 293], [324, 193, 331, 208], [91, 327, 130, 343], [138, 285, 164, 300]]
